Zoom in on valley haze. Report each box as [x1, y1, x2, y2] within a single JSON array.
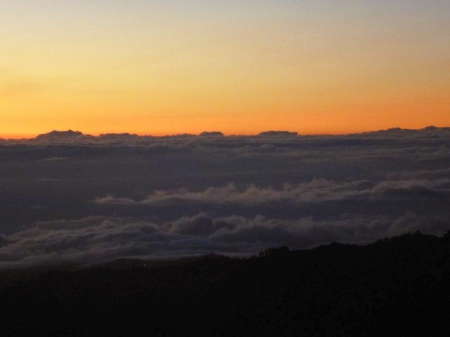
[[1, 126, 449, 268]]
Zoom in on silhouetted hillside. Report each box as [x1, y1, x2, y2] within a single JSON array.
[[2, 231, 450, 336]]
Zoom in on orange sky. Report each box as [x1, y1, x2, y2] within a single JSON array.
[[1, 1, 449, 138]]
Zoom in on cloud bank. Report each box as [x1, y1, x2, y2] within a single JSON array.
[[0, 127, 449, 267]]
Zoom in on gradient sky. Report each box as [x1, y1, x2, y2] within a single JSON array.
[[1, 1, 449, 137]]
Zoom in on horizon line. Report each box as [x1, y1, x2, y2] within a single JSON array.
[[0, 125, 447, 140]]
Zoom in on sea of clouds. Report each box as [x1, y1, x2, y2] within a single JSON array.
[[0, 127, 449, 267]]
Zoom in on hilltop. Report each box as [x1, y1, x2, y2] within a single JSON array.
[[2, 231, 450, 336]]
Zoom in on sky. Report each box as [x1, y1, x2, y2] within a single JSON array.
[[1, 1, 449, 137]]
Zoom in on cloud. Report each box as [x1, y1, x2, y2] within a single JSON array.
[[93, 178, 450, 207], [1, 127, 449, 267], [169, 214, 215, 236], [0, 210, 449, 268]]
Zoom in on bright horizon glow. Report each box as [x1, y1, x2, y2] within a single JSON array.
[[1, 1, 449, 137]]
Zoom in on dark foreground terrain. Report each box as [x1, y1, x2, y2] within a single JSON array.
[[2, 231, 450, 336]]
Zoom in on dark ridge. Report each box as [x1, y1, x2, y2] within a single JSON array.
[[167, 133, 196, 138], [2, 231, 450, 336], [258, 130, 298, 137], [364, 127, 415, 135], [358, 125, 450, 136], [2, 126, 450, 142], [199, 131, 224, 137], [387, 127, 402, 131], [97, 133, 143, 143], [98, 133, 140, 138], [423, 125, 438, 131], [420, 125, 450, 133], [34, 130, 85, 140]]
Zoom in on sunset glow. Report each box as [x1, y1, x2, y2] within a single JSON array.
[[1, 1, 449, 137]]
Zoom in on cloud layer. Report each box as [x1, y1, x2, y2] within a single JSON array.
[[0, 127, 449, 267]]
